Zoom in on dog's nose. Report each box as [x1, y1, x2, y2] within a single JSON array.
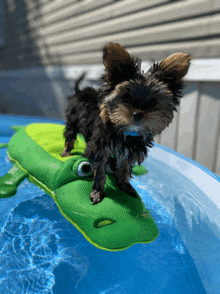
[[132, 112, 143, 123]]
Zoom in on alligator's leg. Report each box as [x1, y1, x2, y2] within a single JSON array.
[[0, 164, 27, 198], [0, 143, 9, 149]]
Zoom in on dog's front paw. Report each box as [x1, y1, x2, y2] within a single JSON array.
[[116, 181, 138, 198], [90, 189, 105, 204]]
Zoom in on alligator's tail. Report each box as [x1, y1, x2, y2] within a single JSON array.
[[11, 125, 26, 132], [0, 126, 26, 149]]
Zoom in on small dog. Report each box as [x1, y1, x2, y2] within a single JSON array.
[[61, 43, 191, 204]]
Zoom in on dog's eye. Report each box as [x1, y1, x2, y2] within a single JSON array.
[[141, 98, 157, 109], [122, 95, 132, 103], [78, 161, 94, 177]]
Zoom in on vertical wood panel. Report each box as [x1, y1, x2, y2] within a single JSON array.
[[176, 83, 199, 159], [154, 135, 160, 144], [159, 106, 179, 150], [195, 83, 220, 171], [215, 114, 220, 177]]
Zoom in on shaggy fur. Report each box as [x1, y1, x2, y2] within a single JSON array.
[[61, 43, 191, 204]]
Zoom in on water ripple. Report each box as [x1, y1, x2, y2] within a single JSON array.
[[0, 198, 89, 294]]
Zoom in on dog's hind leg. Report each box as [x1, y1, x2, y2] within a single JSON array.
[[61, 123, 78, 157], [115, 161, 138, 197], [61, 139, 75, 157]]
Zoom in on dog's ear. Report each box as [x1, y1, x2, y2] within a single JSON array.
[[148, 53, 191, 103], [158, 53, 191, 84], [150, 53, 191, 84], [103, 43, 141, 86]]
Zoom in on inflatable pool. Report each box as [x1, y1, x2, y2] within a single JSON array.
[[0, 114, 220, 294]]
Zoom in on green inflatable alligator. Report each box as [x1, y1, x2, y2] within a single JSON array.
[[0, 123, 159, 251]]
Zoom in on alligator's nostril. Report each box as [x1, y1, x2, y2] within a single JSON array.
[[94, 218, 116, 228], [132, 112, 143, 122]]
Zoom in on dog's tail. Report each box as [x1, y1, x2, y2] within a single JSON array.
[[75, 72, 87, 95], [70, 71, 99, 103]]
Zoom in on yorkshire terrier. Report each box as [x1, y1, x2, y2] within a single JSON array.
[[61, 42, 191, 204]]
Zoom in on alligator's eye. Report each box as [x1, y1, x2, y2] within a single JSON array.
[[78, 161, 94, 177]]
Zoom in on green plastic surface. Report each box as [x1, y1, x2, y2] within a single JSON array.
[[0, 123, 159, 251]]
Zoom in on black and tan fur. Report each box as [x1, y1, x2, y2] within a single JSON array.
[[61, 43, 191, 204]]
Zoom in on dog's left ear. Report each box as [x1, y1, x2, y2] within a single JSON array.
[[157, 53, 192, 84], [103, 43, 141, 86], [150, 53, 191, 85], [149, 53, 192, 103]]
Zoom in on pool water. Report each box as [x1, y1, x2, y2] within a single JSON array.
[[0, 115, 208, 293]]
